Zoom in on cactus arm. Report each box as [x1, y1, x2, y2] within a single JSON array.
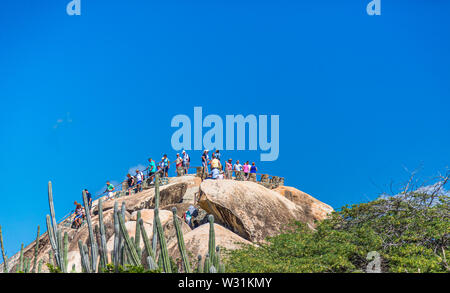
[[172, 207, 191, 273], [82, 190, 98, 272], [116, 210, 140, 266], [147, 255, 158, 271], [197, 255, 203, 273], [19, 243, 24, 272], [97, 198, 109, 269], [154, 208, 172, 273], [38, 259, 43, 273], [138, 218, 157, 267], [208, 215, 216, 263], [203, 253, 210, 273], [151, 174, 160, 255], [63, 232, 69, 272], [47, 182, 61, 268], [32, 225, 40, 273], [0, 225, 8, 273]]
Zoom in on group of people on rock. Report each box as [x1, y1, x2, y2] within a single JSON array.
[[70, 150, 258, 229], [200, 149, 258, 180]]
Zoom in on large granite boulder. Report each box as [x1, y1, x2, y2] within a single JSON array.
[[198, 179, 315, 242], [167, 223, 252, 267], [273, 186, 333, 222], [92, 182, 188, 216]]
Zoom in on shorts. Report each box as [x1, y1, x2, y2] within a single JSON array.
[[107, 191, 114, 199], [137, 180, 142, 185]]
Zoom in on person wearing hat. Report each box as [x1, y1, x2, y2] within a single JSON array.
[[225, 158, 233, 179], [175, 153, 183, 177], [182, 150, 190, 175]]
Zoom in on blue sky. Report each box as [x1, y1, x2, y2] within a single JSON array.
[[0, 0, 449, 257]]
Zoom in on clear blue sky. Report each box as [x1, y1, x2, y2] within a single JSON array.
[[1, 0, 449, 257]]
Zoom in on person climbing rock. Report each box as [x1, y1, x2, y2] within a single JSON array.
[[126, 174, 135, 194], [84, 189, 92, 210], [147, 158, 157, 183], [135, 169, 144, 192], [105, 181, 115, 200]]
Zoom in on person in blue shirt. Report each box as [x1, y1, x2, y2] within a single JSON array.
[[160, 154, 170, 177], [148, 158, 157, 183]]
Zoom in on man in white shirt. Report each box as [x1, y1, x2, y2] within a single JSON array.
[[234, 160, 242, 171], [135, 169, 144, 192]]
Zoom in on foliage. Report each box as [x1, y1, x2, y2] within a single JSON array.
[[225, 173, 450, 273], [47, 263, 62, 273], [102, 263, 161, 273]]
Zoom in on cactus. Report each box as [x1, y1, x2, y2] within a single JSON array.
[[48, 250, 53, 267], [24, 257, 31, 273], [113, 201, 120, 269], [82, 190, 98, 272], [209, 265, 217, 273], [203, 253, 210, 273], [172, 207, 191, 273], [116, 210, 140, 266], [135, 210, 141, 249], [147, 255, 158, 271], [138, 218, 157, 269], [97, 198, 109, 269], [38, 259, 43, 273], [197, 255, 203, 273], [213, 246, 220, 269], [63, 232, 69, 272], [154, 208, 171, 273], [46, 181, 62, 269], [208, 215, 215, 264], [78, 240, 91, 273], [32, 225, 40, 273], [0, 225, 8, 273], [151, 173, 160, 256], [219, 262, 225, 273], [17, 243, 24, 273]]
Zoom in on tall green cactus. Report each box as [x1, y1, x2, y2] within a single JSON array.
[[47, 181, 62, 269], [213, 246, 220, 269], [38, 259, 43, 273], [138, 218, 157, 269], [208, 215, 216, 264], [48, 250, 53, 267], [32, 225, 40, 273], [116, 210, 140, 266], [154, 208, 172, 273], [63, 232, 69, 272], [0, 225, 8, 273], [82, 189, 98, 272], [17, 243, 24, 272], [78, 240, 91, 273], [172, 207, 191, 273], [113, 201, 120, 269], [203, 253, 210, 273], [97, 198, 109, 269], [151, 173, 160, 256], [197, 255, 203, 273]]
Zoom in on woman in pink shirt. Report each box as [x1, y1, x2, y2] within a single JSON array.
[[243, 161, 250, 180]]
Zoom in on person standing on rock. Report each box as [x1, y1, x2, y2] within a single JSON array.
[[201, 150, 210, 177], [147, 158, 157, 183], [161, 154, 170, 178], [135, 169, 144, 192], [243, 161, 250, 180], [126, 173, 135, 194], [234, 160, 242, 172], [105, 181, 115, 200], [182, 150, 190, 175], [210, 156, 222, 179], [226, 158, 233, 179], [84, 189, 92, 210], [249, 162, 258, 182], [175, 153, 183, 176]]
